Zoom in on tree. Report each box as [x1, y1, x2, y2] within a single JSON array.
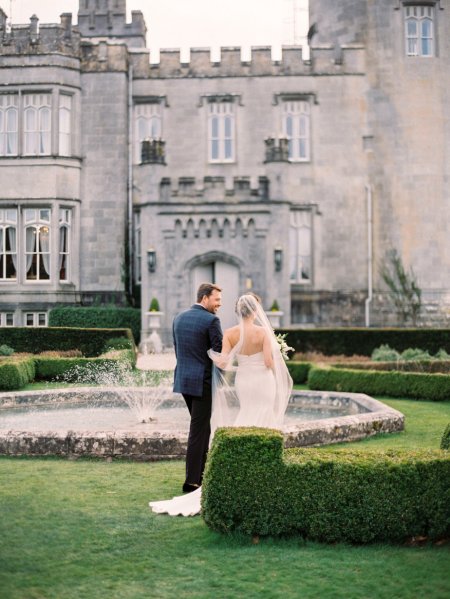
[[379, 249, 422, 326]]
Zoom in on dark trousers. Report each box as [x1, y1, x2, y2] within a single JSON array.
[[182, 382, 212, 486]]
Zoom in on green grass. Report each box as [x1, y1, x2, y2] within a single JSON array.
[[0, 397, 449, 598]]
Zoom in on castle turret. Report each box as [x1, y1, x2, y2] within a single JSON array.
[[309, 0, 368, 46], [77, 0, 146, 48]]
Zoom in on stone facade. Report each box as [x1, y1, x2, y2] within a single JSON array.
[[0, 1, 448, 339]]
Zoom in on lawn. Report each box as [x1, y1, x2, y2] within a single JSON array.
[[0, 397, 449, 599]]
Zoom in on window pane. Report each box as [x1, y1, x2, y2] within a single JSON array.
[[407, 19, 418, 36], [289, 227, 297, 280], [38, 313, 46, 326], [6, 313, 14, 326], [286, 115, 293, 137], [224, 116, 232, 138], [26, 314, 34, 326], [211, 139, 219, 160], [421, 18, 431, 37], [211, 116, 219, 138], [224, 139, 232, 159]]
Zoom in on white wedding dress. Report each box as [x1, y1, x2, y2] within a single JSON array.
[[149, 352, 278, 517]]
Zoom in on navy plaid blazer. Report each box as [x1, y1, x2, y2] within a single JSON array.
[[173, 304, 223, 397]]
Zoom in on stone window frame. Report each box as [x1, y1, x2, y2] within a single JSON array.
[[0, 312, 15, 326], [58, 208, 72, 283], [0, 94, 19, 157], [273, 93, 317, 163], [0, 208, 18, 281], [396, 1, 443, 57], [200, 94, 242, 165], [24, 311, 48, 327], [133, 96, 167, 164], [289, 208, 313, 285]]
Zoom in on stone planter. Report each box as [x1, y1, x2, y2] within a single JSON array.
[[265, 310, 283, 328], [145, 311, 163, 331]]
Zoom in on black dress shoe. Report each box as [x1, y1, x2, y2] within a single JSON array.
[[182, 483, 200, 493]]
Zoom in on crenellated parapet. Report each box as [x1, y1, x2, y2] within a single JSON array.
[[80, 39, 129, 72], [130, 43, 365, 79], [153, 176, 270, 203], [0, 13, 81, 57]]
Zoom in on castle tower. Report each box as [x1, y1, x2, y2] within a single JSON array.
[[309, 0, 368, 46], [77, 0, 147, 48]]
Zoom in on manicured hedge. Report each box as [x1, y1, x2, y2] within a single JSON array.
[[0, 327, 134, 357], [333, 360, 450, 374], [278, 328, 450, 357], [307, 366, 450, 401], [49, 307, 141, 343], [202, 429, 450, 542], [441, 424, 450, 450], [34, 349, 135, 382], [286, 361, 312, 384], [0, 357, 36, 391]]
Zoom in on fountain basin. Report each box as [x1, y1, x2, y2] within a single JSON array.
[[0, 388, 404, 460]]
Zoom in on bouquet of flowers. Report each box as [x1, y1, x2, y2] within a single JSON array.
[[275, 333, 295, 361]]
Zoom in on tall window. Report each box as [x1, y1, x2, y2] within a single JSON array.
[[0, 94, 18, 156], [133, 211, 141, 284], [23, 93, 52, 155], [289, 211, 312, 283], [0, 313, 14, 326], [59, 94, 72, 156], [24, 208, 51, 281], [25, 312, 47, 327], [0, 209, 17, 280], [208, 101, 235, 162], [134, 103, 162, 163], [282, 101, 310, 162], [405, 5, 434, 57], [59, 208, 71, 281]]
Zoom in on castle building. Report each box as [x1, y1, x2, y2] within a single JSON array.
[[0, 0, 448, 341]]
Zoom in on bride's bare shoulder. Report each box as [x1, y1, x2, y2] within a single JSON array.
[[224, 325, 240, 337]]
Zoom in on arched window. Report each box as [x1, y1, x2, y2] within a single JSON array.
[[59, 209, 72, 281], [59, 95, 72, 156], [24, 208, 51, 281], [289, 210, 312, 283], [0, 209, 17, 280], [282, 101, 310, 162], [208, 101, 235, 163], [134, 103, 162, 163], [24, 93, 52, 155]]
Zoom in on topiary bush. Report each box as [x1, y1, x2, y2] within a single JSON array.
[[202, 429, 450, 543], [286, 361, 312, 384], [149, 298, 160, 312], [0, 357, 36, 391], [0, 344, 14, 356], [441, 424, 450, 450], [49, 307, 141, 343], [307, 366, 450, 401], [371, 344, 400, 362]]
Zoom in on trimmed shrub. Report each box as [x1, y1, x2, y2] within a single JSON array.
[[149, 298, 160, 312], [202, 429, 450, 542], [307, 366, 450, 401], [49, 306, 141, 343], [332, 360, 450, 374], [0, 327, 134, 357], [0, 344, 14, 356], [286, 361, 312, 384], [0, 357, 36, 391], [102, 336, 134, 351], [34, 349, 135, 382], [372, 344, 400, 362], [278, 328, 450, 357], [441, 424, 450, 450], [401, 348, 433, 361]]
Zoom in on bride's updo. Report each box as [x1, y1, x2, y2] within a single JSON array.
[[236, 292, 261, 319]]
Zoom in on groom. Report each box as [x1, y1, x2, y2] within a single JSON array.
[[173, 283, 223, 493]]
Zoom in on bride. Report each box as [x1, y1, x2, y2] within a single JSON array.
[[149, 293, 293, 517]]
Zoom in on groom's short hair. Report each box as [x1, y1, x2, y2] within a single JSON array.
[[197, 282, 222, 302]]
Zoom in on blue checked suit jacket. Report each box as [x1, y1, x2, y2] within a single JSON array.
[[173, 304, 223, 397]]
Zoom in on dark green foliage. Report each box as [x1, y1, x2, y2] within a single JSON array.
[[333, 360, 450, 374], [0, 327, 134, 357], [441, 424, 450, 450], [308, 366, 450, 401], [202, 429, 450, 542], [34, 350, 135, 382], [269, 300, 280, 311], [49, 306, 141, 343], [0, 344, 14, 356], [149, 297, 160, 312], [0, 357, 36, 390], [278, 328, 450, 357], [102, 336, 134, 351], [286, 361, 312, 384]]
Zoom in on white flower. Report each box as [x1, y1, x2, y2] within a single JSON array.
[[275, 333, 295, 361]]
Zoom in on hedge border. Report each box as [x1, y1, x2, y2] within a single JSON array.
[[307, 365, 450, 401], [0, 357, 36, 391], [202, 429, 450, 542], [332, 360, 450, 374]]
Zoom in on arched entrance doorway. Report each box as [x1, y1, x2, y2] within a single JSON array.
[[191, 257, 240, 330]]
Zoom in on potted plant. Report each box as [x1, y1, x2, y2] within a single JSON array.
[[146, 297, 163, 330], [265, 300, 283, 328]]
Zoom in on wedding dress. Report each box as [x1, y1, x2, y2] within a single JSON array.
[[149, 295, 293, 517]]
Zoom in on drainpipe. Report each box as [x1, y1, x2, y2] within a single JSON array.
[[365, 183, 373, 327], [127, 62, 133, 300]]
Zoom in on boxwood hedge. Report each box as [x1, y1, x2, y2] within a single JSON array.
[[0, 357, 36, 391], [286, 361, 312, 384], [0, 327, 134, 357], [332, 360, 450, 374], [202, 429, 450, 542], [441, 424, 450, 450], [49, 306, 141, 343], [307, 366, 450, 401], [278, 328, 450, 357]]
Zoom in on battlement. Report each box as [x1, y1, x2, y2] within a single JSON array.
[[131, 43, 365, 79], [155, 176, 270, 203], [0, 13, 81, 57], [77, 2, 146, 48]]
